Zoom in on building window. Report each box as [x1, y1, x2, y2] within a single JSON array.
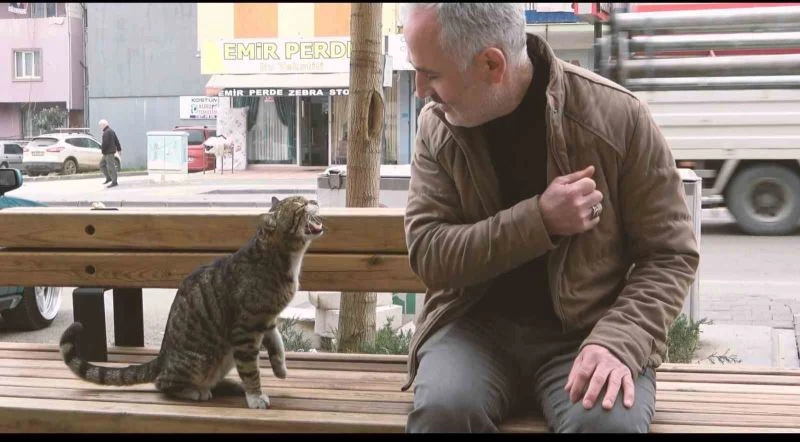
[[31, 3, 58, 18], [14, 50, 42, 80]]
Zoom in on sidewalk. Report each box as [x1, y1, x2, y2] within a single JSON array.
[[13, 165, 324, 208]]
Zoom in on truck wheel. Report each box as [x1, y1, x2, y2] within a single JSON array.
[[726, 164, 800, 235], [1, 286, 62, 330]]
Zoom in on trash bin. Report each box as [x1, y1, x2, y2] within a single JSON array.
[[146, 131, 189, 184]]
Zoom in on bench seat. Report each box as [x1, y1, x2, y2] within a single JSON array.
[[0, 343, 798, 433]]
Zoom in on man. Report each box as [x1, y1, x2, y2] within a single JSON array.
[[400, 3, 699, 433], [98, 119, 121, 188]]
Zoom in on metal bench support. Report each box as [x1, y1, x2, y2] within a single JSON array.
[[71, 287, 108, 362]]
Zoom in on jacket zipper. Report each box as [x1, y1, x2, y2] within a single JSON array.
[[547, 103, 570, 333]]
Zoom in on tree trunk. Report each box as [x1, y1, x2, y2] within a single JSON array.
[[337, 3, 384, 353]]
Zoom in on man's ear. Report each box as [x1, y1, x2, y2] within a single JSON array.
[[480, 47, 507, 84], [270, 196, 280, 210]]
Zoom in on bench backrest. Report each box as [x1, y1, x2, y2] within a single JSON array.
[[0, 207, 425, 292]]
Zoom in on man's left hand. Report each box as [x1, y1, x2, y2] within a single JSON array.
[[565, 344, 635, 410]]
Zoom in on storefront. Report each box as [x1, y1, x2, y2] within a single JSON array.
[[204, 36, 403, 168]]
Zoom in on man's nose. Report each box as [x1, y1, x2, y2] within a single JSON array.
[[414, 74, 431, 99]]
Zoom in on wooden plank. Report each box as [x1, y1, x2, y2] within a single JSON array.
[[0, 343, 410, 365], [0, 375, 414, 402], [0, 386, 413, 416], [0, 373, 406, 394], [0, 207, 408, 253], [655, 400, 800, 417], [0, 396, 407, 433], [652, 410, 800, 428], [658, 381, 800, 395], [657, 371, 800, 386], [0, 364, 408, 383], [0, 251, 425, 292], [649, 424, 800, 433], [657, 390, 800, 406], [659, 363, 800, 376]]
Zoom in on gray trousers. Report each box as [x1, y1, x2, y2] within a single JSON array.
[[99, 153, 118, 184], [406, 310, 657, 433]]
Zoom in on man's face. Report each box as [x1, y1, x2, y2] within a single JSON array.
[[403, 8, 503, 128]]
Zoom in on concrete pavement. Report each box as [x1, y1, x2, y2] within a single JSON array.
[[12, 165, 323, 207]]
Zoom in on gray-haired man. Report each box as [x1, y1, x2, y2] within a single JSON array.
[[98, 119, 121, 188], [400, 3, 699, 433]]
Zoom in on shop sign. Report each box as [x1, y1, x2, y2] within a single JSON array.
[[207, 37, 352, 74], [179, 96, 218, 119], [219, 88, 351, 97]]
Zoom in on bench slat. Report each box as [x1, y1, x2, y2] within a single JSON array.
[[0, 396, 408, 433], [0, 251, 425, 292], [0, 207, 408, 253]]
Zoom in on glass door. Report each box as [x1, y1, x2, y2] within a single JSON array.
[[299, 96, 330, 166]]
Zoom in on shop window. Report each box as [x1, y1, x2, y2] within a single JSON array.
[[330, 95, 349, 165]]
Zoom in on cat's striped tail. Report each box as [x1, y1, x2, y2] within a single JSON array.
[[59, 322, 161, 385]]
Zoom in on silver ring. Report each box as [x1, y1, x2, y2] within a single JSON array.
[[590, 203, 602, 219]]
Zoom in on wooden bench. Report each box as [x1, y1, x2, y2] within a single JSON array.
[[0, 206, 798, 433]]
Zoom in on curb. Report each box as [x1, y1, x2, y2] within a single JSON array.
[[24, 171, 148, 182]]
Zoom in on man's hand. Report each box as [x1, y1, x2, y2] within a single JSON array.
[[539, 166, 603, 236], [565, 344, 635, 411]]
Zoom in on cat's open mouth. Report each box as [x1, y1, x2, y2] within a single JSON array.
[[305, 218, 324, 235]]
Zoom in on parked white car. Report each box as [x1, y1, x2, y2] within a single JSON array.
[[22, 131, 121, 176], [0, 140, 25, 169]]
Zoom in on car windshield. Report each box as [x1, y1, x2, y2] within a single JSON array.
[[29, 138, 58, 147]]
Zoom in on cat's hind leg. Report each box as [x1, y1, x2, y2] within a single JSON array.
[[157, 378, 213, 402], [211, 378, 246, 397], [262, 321, 287, 379]]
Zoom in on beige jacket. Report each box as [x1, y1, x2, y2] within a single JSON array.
[[401, 34, 699, 391]]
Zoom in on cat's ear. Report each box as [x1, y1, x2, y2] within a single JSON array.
[[270, 196, 280, 210], [258, 212, 277, 235]]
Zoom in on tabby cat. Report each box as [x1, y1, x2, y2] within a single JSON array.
[[59, 196, 324, 409]]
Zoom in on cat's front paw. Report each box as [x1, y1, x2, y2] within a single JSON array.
[[245, 392, 271, 409], [271, 363, 287, 379]]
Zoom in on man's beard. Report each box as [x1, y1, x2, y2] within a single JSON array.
[[443, 87, 506, 128]]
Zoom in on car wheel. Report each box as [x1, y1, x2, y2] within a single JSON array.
[[62, 158, 78, 175], [1, 286, 62, 330], [114, 157, 121, 172], [726, 164, 800, 235], [27, 171, 40, 177]]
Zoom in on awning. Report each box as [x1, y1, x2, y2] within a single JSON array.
[[205, 73, 350, 96]]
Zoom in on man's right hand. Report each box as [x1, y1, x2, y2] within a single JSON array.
[[539, 165, 604, 236]]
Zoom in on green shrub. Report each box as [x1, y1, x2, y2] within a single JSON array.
[[321, 317, 412, 355], [359, 318, 412, 355], [666, 314, 707, 363], [275, 316, 313, 352]]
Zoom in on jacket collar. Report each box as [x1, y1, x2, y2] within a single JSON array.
[[429, 33, 568, 216]]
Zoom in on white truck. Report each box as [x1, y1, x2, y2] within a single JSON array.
[[599, 5, 800, 235]]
